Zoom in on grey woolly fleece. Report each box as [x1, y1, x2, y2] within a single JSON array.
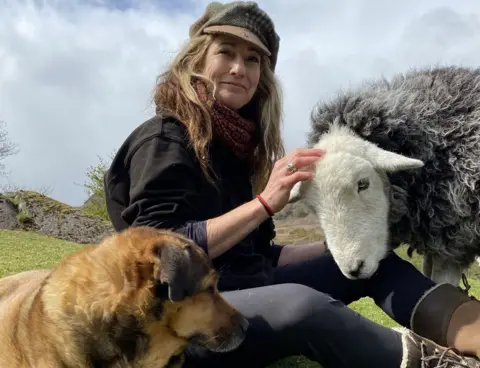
[[308, 66, 480, 268]]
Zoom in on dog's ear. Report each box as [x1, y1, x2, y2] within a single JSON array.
[[156, 244, 196, 302]]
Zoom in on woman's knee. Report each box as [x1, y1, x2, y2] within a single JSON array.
[[209, 283, 399, 368], [182, 285, 345, 368], [276, 283, 342, 326], [273, 252, 369, 304], [366, 250, 437, 326], [226, 283, 344, 330]]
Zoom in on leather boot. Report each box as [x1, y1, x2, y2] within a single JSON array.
[[394, 327, 480, 368], [410, 280, 480, 354]]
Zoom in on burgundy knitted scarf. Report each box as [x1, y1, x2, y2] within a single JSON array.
[[194, 79, 259, 162]]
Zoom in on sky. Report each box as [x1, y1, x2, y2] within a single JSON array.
[[1, 0, 480, 206]]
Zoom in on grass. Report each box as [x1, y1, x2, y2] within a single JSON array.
[[0, 229, 85, 277], [0, 229, 479, 367]]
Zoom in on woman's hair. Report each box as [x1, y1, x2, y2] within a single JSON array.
[[152, 33, 285, 193]]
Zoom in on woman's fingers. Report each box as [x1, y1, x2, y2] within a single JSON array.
[[289, 148, 325, 158], [276, 148, 324, 167], [282, 156, 323, 175], [276, 149, 325, 175], [282, 170, 314, 188], [260, 148, 324, 213]]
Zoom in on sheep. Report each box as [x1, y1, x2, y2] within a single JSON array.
[[288, 66, 480, 286]]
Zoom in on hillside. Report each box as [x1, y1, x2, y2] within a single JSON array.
[[274, 199, 318, 225], [0, 190, 114, 244]]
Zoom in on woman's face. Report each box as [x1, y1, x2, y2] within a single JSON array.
[[201, 34, 262, 111]]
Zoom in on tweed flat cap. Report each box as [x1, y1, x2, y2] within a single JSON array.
[[189, 1, 280, 71]]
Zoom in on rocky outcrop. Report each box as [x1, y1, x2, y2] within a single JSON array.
[[0, 191, 114, 244], [0, 197, 21, 230], [274, 199, 318, 226]]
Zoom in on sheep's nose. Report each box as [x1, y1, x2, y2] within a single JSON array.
[[349, 260, 365, 278]]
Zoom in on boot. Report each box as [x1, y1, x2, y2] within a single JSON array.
[[410, 279, 480, 357], [394, 327, 480, 368]]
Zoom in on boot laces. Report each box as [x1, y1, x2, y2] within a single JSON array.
[[419, 340, 478, 368]]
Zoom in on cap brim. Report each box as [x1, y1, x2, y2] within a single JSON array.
[[203, 25, 271, 57]]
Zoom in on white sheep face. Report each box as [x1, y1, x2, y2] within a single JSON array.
[[305, 153, 391, 279], [289, 124, 424, 280]]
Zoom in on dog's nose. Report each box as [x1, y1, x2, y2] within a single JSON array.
[[349, 260, 364, 278]]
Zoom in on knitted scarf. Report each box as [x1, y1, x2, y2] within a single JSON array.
[[194, 80, 259, 162]]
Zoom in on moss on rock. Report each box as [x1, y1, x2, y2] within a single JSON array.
[[0, 190, 114, 244]]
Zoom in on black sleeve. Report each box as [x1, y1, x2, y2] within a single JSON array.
[[254, 216, 284, 267], [270, 242, 284, 267], [121, 133, 210, 253]]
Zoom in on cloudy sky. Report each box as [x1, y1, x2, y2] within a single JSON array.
[[1, 0, 480, 206]]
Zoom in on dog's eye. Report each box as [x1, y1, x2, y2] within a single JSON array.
[[206, 286, 215, 295], [357, 178, 370, 192]]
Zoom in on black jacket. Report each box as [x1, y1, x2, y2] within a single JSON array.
[[104, 115, 283, 291]]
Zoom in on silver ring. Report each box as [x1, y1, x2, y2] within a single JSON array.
[[286, 162, 297, 173]]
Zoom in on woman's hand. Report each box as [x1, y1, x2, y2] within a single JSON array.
[[204, 147, 324, 259], [259, 148, 325, 214]]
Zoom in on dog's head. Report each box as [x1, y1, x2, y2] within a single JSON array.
[[123, 227, 248, 354]]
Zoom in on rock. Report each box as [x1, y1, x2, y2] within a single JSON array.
[[12, 190, 114, 244], [0, 197, 20, 230], [275, 199, 312, 220]]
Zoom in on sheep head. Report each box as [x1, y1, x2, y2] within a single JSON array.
[[289, 123, 424, 280]]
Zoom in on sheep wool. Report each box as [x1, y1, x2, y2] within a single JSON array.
[[295, 66, 480, 286]]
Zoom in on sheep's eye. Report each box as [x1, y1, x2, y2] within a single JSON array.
[[357, 178, 370, 192]]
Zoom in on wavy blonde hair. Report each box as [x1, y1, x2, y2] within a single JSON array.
[[153, 33, 285, 193]]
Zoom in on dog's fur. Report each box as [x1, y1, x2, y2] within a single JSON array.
[[0, 226, 248, 368]]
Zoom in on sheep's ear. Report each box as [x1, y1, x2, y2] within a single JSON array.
[[288, 180, 311, 203], [363, 141, 424, 172], [288, 182, 302, 203]]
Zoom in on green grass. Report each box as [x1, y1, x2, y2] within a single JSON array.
[[0, 229, 479, 367], [0, 229, 85, 277]]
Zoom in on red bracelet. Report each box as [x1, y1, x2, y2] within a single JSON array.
[[256, 194, 274, 217]]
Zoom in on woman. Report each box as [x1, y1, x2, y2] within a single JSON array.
[[104, 2, 480, 367]]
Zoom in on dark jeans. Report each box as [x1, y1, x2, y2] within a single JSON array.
[[183, 250, 437, 368]]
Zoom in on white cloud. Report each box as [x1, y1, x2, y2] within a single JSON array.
[[1, 0, 480, 205]]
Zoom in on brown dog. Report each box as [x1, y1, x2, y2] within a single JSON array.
[[0, 226, 248, 367]]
